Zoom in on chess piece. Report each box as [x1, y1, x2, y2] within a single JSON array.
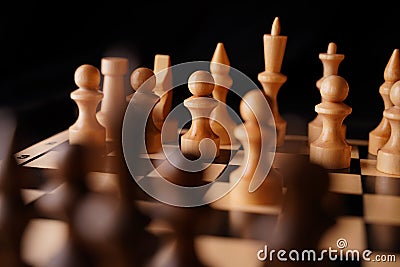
[[91, 124, 160, 267], [227, 89, 283, 205], [97, 57, 129, 142], [152, 54, 173, 131], [156, 151, 209, 187], [267, 157, 341, 267], [310, 75, 352, 169], [181, 70, 220, 159], [0, 152, 32, 267], [209, 42, 238, 146], [308, 42, 346, 145], [43, 145, 96, 267], [369, 49, 400, 155], [69, 64, 106, 150], [258, 17, 287, 147], [376, 80, 400, 175], [130, 67, 163, 154], [73, 192, 159, 267], [125, 80, 135, 103], [35, 144, 93, 221], [166, 206, 209, 267], [147, 204, 211, 267]]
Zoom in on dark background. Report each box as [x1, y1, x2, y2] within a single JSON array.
[[1, 1, 399, 152]]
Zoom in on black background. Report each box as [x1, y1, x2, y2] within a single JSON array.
[[1, 1, 399, 152]]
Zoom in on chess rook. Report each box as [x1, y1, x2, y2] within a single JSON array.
[[69, 64, 106, 149], [258, 17, 287, 147], [376, 80, 400, 175], [181, 70, 220, 159], [97, 57, 129, 142], [308, 42, 345, 145], [210, 42, 238, 146], [369, 49, 400, 155], [310, 75, 352, 169]]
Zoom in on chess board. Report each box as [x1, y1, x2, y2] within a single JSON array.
[[14, 130, 400, 267]]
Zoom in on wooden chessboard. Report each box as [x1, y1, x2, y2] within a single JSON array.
[[15, 130, 400, 267]]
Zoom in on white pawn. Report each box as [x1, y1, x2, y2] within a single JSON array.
[[308, 42, 345, 145], [130, 67, 162, 154], [227, 89, 283, 205], [69, 64, 106, 149], [310, 75, 352, 169], [377, 80, 400, 175], [181, 70, 220, 160]]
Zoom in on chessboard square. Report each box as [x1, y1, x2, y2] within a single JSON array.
[[211, 194, 281, 215], [220, 143, 242, 151], [356, 145, 370, 159], [136, 176, 227, 204], [362, 175, 400, 196], [273, 152, 309, 169], [276, 138, 309, 155], [351, 145, 359, 158], [213, 148, 237, 165], [227, 210, 279, 241], [216, 165, 238, 183], [331, 192, 364, 216], [203, 163, 228, 182], [319, 216, 367, 251], [86, 172, 120, 194], [23, 151, 61, 169], [139, 144, 179, 160], [21, 189, 47, 204], [363, 194, 400, 225], [229, 150, 244, 166], [285, 134, 308, 142], [129, 158, 164, 177], [139, 151, 166, 160], [19, 168, 56, 190], [148, 160, 226, 182], [365, 224, 400, 253], [329, 173, 363, 195], [360, 159, 400, 178], [349, 158, 361, 174], [196, 235, 266, 267]]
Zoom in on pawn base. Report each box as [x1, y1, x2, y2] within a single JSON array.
[[377, 148, 400, 175], [310, 142, 351, 169], [369, 130, 390, 156], [308, 118, 346, 146], [180, 136, 220, 160], [69, 126, 106, 150]]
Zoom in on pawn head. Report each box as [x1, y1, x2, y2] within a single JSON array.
[[130, 67, 156, 92], [74, 64, 101, 90], [390, 80, 400, 107], [320, 75, 349, 102], [188, 70, 215, 97], [240, 89, 271, 123]]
